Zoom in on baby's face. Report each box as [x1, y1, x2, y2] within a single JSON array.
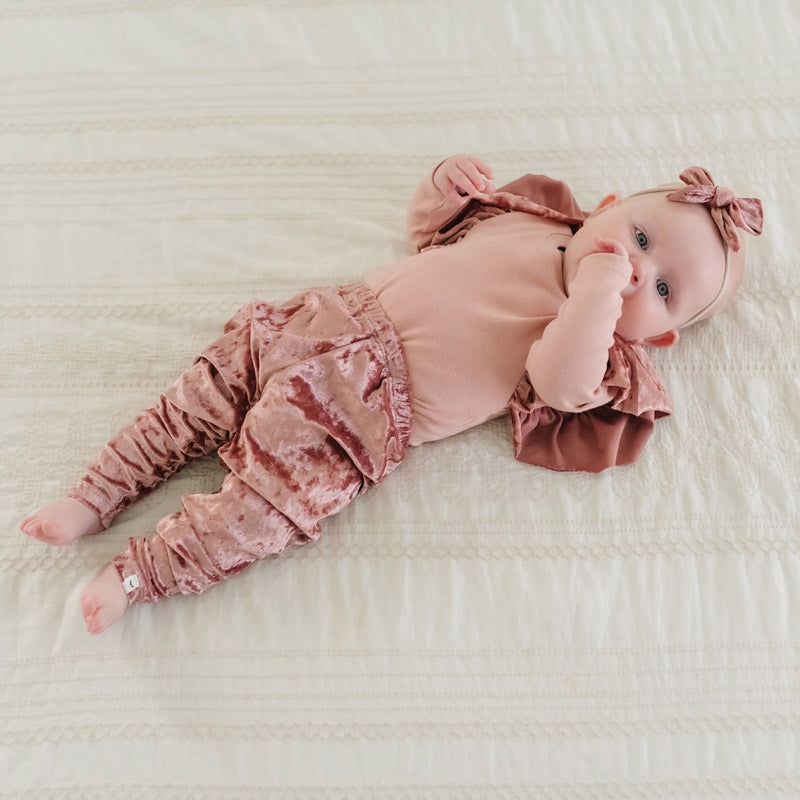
[[564, 191, 726, 344]]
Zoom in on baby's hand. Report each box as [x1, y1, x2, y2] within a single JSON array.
[[433, 154, 496, 199], [577, 237, 633, 293]]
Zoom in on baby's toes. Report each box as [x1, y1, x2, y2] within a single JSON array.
[[22, 514, 81, 546], [86, 612, 106, 636], [20, 515, 36, 534], [80, 592, 104, 635], [21, 517, 48, 542]]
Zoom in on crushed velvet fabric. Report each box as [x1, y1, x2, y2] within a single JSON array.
[[70, 283, 411, 601], [667, 166, 763, 253], [509, 335, 673, 472], [426, 173, 587, 249], [115, 472, 301, 603]]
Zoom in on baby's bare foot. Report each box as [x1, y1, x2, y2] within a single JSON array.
[[20, 498, 103, 546], [80, 563, 129, 635]]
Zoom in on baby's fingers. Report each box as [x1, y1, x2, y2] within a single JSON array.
[[449, 155, 495, 196], [592, 237, 628, 258], [465, 155, 495, 185]]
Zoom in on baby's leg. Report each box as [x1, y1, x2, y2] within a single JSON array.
[[81, 471, 302, 634], [20, 365, 233, 546], [23, 310, 258, 543]]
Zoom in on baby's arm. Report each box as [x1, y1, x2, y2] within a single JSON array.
[[407, 154, 496, 251], [526, 238, 632, 412]]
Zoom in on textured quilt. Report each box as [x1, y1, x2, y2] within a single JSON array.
[[2, 1, 798, 797]]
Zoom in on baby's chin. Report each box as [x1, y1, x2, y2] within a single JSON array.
[[613, 315, 646, 343], [614, 327, 637, 343]]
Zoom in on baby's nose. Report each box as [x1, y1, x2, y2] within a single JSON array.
[[621, 262, 643, 297], [629, 258, 648, 286]]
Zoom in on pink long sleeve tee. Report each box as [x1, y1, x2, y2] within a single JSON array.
[[366, 167, 630, 446]]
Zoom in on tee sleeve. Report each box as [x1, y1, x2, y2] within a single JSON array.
[[525, 253, 631, 413]]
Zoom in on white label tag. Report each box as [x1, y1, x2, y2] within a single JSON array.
[[122, 574, 141, 594]]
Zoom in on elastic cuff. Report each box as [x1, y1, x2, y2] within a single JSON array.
[[112, 552, 151, 604]]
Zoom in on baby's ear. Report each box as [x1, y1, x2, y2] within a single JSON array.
[[589, 193, 622, 217], [645, 329, 679, 348]]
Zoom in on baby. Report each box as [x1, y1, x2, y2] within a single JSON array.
[[20, 155, 763, 634]]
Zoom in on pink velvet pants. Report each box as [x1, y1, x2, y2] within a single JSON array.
[[69, 284, 412, 603]]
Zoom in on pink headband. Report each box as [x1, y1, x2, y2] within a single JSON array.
[[627, 167, 763, 327], [666, 166, 763, 252]]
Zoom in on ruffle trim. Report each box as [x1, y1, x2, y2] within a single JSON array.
[[509, 336, 672, 473]]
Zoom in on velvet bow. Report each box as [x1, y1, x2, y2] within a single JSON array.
[[666, 166, 763, 252]]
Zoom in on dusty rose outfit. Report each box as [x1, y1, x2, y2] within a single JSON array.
[[69, 166, 670, 604]]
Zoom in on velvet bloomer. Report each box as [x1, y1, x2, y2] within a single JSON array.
[[70, 284, 412, 602]]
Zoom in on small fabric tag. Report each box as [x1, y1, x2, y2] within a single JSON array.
[[122, 574, 141, 595]]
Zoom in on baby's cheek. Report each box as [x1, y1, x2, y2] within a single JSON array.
[[615, 300, 642, 338]]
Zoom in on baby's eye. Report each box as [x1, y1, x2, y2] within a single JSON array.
[[635, 229, 648, 250], [656, 279, 670, 300]]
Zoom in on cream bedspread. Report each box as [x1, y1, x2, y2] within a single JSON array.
[[2, 1, 799, 797]]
